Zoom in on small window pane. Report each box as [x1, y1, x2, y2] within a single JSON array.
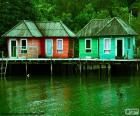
[[86, 40, 91, 49], [86, 49, 91, 52], [21, 40, 27, 50], [21, 50, 27, 53], [105, 39, 110, 50], [104, 38, 111, 54], [57, 39, 63, 53], [104, 50, 110, 54], [57, 40, 62, 50]]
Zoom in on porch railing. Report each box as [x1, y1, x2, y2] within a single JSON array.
[[14, 46, 39, 58]]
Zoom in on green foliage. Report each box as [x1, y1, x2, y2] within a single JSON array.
[[0, 0, 140, 47]]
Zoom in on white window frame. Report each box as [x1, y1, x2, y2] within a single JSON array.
[[9, 39, 18, 58], [104, 38, 111, 54], [57, 39, 63, 54], [20, 39, 27, 54], [85, 39, 92, 53]]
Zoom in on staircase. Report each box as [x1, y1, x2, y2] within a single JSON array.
[[0, 51, 8, 78]]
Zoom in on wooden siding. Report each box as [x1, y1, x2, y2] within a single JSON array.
[[99, 36, 135, 59], [124, 36, 135, 59], [40, 38, 45, 57], [43, 37, 71, 58], [99, 37, 115, 59], [79, 38, 98, 58], [53, 37, 69, 58], [8, 38, 41, 58]]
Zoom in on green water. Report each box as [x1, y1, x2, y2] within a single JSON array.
[[0, 71, 140, 116]]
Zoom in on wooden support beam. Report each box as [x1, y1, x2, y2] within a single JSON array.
[[99, 64, 102, 79], [26, 61, 28, 77], [79, 62, 82, 75], [137, 63, 139, 71], [51, 62, 53, 76]]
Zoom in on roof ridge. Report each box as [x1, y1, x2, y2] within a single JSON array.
[[1, 21, 23, 37], [60, 21, 70, 36], [95, 18, 114, 35], [35, 20, 61, 23], [115, 17, 131, 35], [77, 19, 93, 36], [34, 22, 44, 36], [23, 20, 33, 36]]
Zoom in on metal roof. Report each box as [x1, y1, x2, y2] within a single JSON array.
[[77, 17, 138, 37], [2, 20, 75, 37], [35, 21, 75, 37]]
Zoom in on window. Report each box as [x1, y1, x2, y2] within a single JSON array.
[[21, 39, 27, 53], [85, 39, 92, 52], [104, 38, 111, 54], [57, 39, 63, 53], [128, 38, 131, 49]]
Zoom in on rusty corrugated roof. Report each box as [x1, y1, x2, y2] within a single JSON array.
[[77, 17, 138, 37], [2, 20, 42, 37], [2, 20, 75, 37], [35, 21, 75, 37]]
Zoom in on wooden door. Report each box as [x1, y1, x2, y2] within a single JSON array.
[[10, 40, 17, 58], [45, 39, 53, 57], [117, 40, 123, 58]]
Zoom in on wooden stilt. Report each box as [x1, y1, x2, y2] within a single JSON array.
[[25, 61, 28, 78], [85, 62, 87, 76], [137, 63, 139, 71], [106, 64, 109, 78], [79, 62, 82, 75], [51, 62, 53, 76], [92, 63, 94, 70], [99, 64, 102, 79]]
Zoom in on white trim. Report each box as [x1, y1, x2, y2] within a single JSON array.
[[104, 38, 111, 54], [45, 39, 53, 57], [133, 36, 135, 47], [9, 39, 18, 58], [56, 39, 63, 53], [115, 38, 124, 57], [85, 38, 92, 52], [20, 39, 27, 50]]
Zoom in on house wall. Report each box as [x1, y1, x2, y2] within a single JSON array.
[[53, 37, 69, 58], [123, 36, 135, 59], [99, 36, 135, 59], [8, 38, 41, 58], [40, 38, 45, 57], [79, 38, 98, 58], [43, 37, 71, 58], [99, 37, 115, 59], [17, 38, 40, 58]]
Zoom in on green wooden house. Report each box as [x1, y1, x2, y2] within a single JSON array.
[[77, 17, 137, 59]]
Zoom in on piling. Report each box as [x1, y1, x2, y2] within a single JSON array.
[[51, 61, 53, 76], [106, 64, 110, 78], [85, 62, 87, 75], [99, 64, 102, 79], [25, 61, 28, 76], [79, 62, 82, 75], [137, 63, 139, 71]]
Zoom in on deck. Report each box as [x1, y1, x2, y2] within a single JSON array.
[[0, 58, 139, 76], [0, 58, 140, 64]]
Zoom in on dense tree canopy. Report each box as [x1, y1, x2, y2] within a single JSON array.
[[0, 0, 140, 40]]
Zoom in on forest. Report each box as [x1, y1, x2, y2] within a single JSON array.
[[0, 0, 140, 48]]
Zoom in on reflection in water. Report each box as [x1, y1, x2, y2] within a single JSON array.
[[0, 70, 140, 115]]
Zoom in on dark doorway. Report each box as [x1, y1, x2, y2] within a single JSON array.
[[11, 40, 17, 57], [117, 40, 123, 58]]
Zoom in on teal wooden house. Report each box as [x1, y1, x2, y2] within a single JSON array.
[[77, 17, 137, 59]]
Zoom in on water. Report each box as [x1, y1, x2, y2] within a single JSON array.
[[0, 70, 140, 116]]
